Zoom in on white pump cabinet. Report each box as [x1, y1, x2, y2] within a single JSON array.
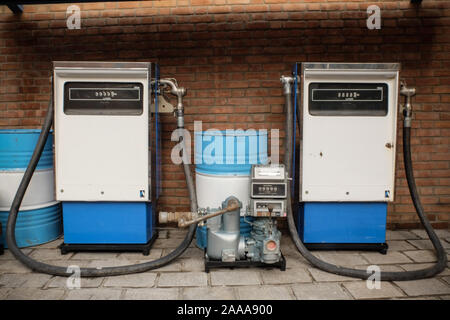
[[53, 62, 152, 202], [300, 63, 400, 202]]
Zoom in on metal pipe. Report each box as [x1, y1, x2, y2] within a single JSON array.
[[400, 81, 416, 128], [280, 76, 294, 177], [178, 200, 241, 228]]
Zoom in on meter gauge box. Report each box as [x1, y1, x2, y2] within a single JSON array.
[[251, 164, 287, 199], [250, 199, 286, 217], [252, 164, 286, 180], [251, 182, 287, 198]]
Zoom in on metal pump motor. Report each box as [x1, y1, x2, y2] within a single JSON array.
[[160, 164, 287, 271]]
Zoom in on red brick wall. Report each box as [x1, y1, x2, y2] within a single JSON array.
[[0, 1, 449, 229]]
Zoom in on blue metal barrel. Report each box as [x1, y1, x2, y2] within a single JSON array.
[[194, 130, 268, 249], [195, 129, 268, 175], [0, 129, 62, 248]]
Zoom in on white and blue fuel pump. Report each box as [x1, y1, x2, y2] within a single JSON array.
[[52, 62, 160, 254], [296, 63, 399, 253], [281, 62, 447, 281]]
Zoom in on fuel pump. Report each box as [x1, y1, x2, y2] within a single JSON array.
[[6, 62, 199, 277], [283, 62, 447, 281]]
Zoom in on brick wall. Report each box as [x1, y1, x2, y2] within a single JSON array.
[[0, 0, 448, 229]]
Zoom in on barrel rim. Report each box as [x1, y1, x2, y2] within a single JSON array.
[[0, 129, 54, 134], [194, 130, 268, 137]]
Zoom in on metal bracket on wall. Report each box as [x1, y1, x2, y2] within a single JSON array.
[[151, 94, 174, 114]]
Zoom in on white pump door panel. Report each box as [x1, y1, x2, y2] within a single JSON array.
[[54, 64, 151, 202], [301, 64, 399, 202]]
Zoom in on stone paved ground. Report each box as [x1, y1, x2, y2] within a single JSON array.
[[1, 228, 449, 300]]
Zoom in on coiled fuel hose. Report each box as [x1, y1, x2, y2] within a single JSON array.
[[283, 78, 447, 281], [6, 90, 198, 277]]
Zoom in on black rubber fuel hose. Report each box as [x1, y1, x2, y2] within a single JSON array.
[[6, 97, 198, 277], [284, 81, 447, 281]]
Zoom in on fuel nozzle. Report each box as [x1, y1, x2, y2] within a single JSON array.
[[400, 81, 416, 128]]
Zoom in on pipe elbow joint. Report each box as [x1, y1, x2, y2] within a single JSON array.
[[280, 76, 294, 95]]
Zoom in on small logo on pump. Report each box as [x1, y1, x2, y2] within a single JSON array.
[[385, 190, 390, 198], [139, 190, 145, 198]]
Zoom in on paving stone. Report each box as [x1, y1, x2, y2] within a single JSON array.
[[343, 281, 404, 299], [154, 260, 183, 272], [33, 238, 64, 249], [182, 287, 236, 300], [393, 296, 440, 300], [29, 249, 73, 260], [386, 230, 419, 241], [14, 274, 53, 288], [0, 248, 33, 260], [410, 229, 450, 239], [361, 251, 412, 264], [237, 285, 294, 300], [292, 283, 352, 300], [123, 288, 180, 300], [0, 288, 10, 299], [117, 249, 163, 261], [47, 276, 104, 289], [176, 247, 204, 259], [0, 260, 33, 274], [210, 271, 260, 286], [70, 252, 118, 260], [158, 272, 208, 287], [87, 259, 142, 268], [261, 268, 312, 284], [394, 278, 450, 296], [280, 244, 309, 259], [440, 295, 450, 300], [169, 229, 189, 239], [403, 250, 437, 263], [0, 274, 27, 287], [386, 240, 416, 251], [181, 258, 205, 272], [153, 238, 189, 249], [307, 268, 357, 282], [399, 263, 450, 276], [6, 288, 65, 300], [64, 288, 123, 300], [408, 239, 450, 250], [103, 273, 157, 288], [284, 256, 310, 269], [158, 229, 169, 239], [315, 252, 368, 266]]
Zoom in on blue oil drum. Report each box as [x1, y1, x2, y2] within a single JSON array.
[[194, 130, 268, 249], [0, 129, 62, 248]]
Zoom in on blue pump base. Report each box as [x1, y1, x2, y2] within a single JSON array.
[[61, 201, 157, 254], [298, 202, 388, 254], [303, 242, 388, 254], [59, 232, 158, 256]]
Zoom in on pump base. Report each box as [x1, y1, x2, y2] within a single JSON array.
[[59, 231, 158, 256], [204, 252, 286, 273], [304, 242, 388, 254]]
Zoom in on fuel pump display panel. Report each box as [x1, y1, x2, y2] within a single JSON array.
[[64, 82, 143, 115], [309, 83, 388, 116]]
